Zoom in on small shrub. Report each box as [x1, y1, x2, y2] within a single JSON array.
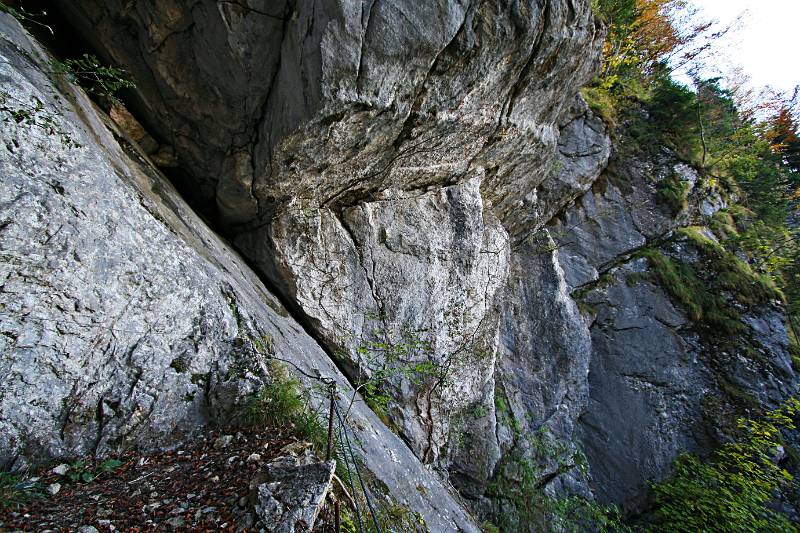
[[485, 428, 626, 532], [64, 458, 123, 484], [656, 172, 691, 214], [245, 361, 328, 453], [648, 399, 800, 532], [52, 54, 135, 101], [582, 85, 619, 130]]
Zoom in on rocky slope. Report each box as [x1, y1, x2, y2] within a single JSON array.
[[1, 0, 798, 530]]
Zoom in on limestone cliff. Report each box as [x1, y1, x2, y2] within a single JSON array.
[[1, 1, 797, 530]]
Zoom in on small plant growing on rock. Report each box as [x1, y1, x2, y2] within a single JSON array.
[[51, 54, 135, 102], [656, 171, 691, 214], [63, 458, 122, 484], [244, 360, 328, 454], [343, 324, 440, 419], [0, 1, 135, 149]]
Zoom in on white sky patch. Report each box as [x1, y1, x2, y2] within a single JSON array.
[[688, 0, 799, 94]]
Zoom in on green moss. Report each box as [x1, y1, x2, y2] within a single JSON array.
[[375, 503, 428, 532], [678, 227, 783, 307], [717, 376, 759, 411], [169, 357, 188, 374], [727, 204, 756, 230], [571, 270, 614, 302], [709, 210, 739, 240], [494, 393, 509, 416], [480, 522, 501, 533], [338, 477, 429, 533], [190, 372, 209, 386], [789, 341, 800, 372], [638, 230, 782, 334], [656, 172, 691, 214], [637, 248, 741, 332], [576, 300, 598, 315]]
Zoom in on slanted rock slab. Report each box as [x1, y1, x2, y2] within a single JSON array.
[[255, 456, 336, 533]]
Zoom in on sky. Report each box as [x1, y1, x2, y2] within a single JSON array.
[[689, 0, 800, 95]]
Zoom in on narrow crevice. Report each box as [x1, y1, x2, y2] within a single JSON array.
[[231, 242, 365, 391], [355, 0, 378, 92]]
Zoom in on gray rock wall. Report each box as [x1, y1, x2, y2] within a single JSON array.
[[238, 177, 510, 465], [548, 147, 797, 509], [3, 0, 798, 528], [57, 0, 604, 230], [0, 14, 481, 531]]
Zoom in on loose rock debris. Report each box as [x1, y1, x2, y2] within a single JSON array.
[[0, 428, 316, 532]]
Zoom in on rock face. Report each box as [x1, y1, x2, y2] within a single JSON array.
[[0, 14, 481, 532], [551, 148, 796, 509], [58, 0, 604, 231], [239, 177, 510, 466], [254, 456, 335, 532], [3, 0, 798, 530]]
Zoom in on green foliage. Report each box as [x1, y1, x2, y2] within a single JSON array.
[[590, 0, 637, 25], [656, 171, 690, 214], [480, 521, 501, 533], [0, 471, 41, 510], [678, 227, 782, 306], [486, 427, 627, 532], [339, 507, 358, 533], [64, 458, 123, 484], [0, 3, 134, 149], [51, 54, 135, 101], [637, 248, 741, 332], [244, 361, 328, 453], [648, 399, 800, 532], [646, 74, 704, 159], [582, 85, 621, 130], [708, 210, 739, 241], [337, 487, 428, 533], [638, 229, 782, 333], [346, 324, 441, 424], [789, 340, 800, 372]]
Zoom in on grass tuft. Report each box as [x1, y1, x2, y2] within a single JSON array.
[[0, 472, 41, 510], [244, 361, 328, 454]]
